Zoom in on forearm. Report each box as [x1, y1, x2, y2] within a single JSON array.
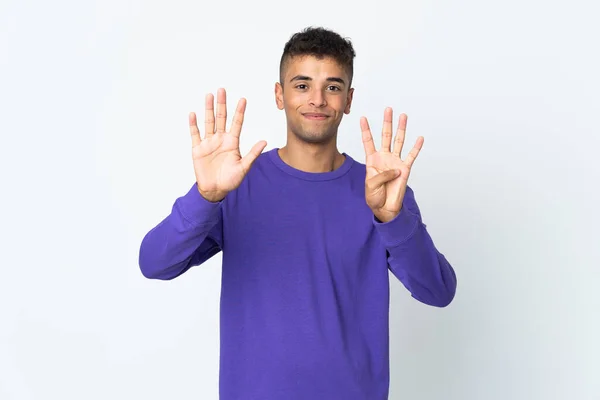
[[373, 188, 457, 307], [139, 183, 223, 280], [382, 213, 456, 307]]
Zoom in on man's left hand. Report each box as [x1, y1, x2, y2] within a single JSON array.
[[361, 108, 424, 223]]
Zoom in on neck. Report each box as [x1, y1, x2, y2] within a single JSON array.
[[278, 136, 345, 173]]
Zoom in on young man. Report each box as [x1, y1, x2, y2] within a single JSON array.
[[139, 27, 457, 400]]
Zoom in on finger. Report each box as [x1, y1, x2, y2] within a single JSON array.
[[404, 136, 424, 168], [229, 98, 246, 138], [381, 107, 393, 152], [189, 112, 202, 146], [360, 117, 377, 157], [216, 88, 227, 134], [392, 113, 408, 156], [205, 93, 215, 138], [365, 169, 400, 191], [241, 140, 268, 173]]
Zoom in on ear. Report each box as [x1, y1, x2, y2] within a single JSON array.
[[344, 87, 354, 114], [275, 82, 284, 110]]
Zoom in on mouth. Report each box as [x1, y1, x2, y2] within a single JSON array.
[[303, 113, 329, 120]]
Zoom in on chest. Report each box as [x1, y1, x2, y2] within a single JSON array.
[[225, 185, 377, 254], [220, 180, 389, 295]]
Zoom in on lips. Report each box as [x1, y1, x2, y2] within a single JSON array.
[[303, 113, 329, 120]]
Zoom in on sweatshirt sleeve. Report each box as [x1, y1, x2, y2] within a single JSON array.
[[138, 182, 224, 280], [373, 186, 457, 307]]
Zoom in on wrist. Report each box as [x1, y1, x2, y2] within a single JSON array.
[[372, 207, 401, 224], [197, 185, 227, 203]]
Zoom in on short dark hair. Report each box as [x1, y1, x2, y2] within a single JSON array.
[[279, 26, 356, 87]]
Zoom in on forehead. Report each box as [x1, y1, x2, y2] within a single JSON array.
[[283, 55, 348, 80]]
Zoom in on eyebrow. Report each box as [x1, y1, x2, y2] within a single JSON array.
[[289, 75, 346, 86]]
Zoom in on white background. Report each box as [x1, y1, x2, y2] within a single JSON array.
[[1, 0, 599, 399]]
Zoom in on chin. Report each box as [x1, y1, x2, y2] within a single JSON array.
[[294, 131, 336, 145], [289, 122, 337, 144]]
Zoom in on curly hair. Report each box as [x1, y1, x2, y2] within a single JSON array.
[[279, 26, 356, 87]]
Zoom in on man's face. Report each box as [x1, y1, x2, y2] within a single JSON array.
[[275, 55, 354, 145]]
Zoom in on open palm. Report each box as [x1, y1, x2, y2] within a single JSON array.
[[190, 88, 267, 202], [361, 108, 424, 223]]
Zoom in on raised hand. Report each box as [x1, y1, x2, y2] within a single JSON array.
[[190, 88, 267, 202], [361, 108, 424, 223]]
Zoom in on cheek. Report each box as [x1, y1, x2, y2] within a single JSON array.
[[332, 100, 348, 115], [282, 94, 298, 108], [328, 93, 346, 107]]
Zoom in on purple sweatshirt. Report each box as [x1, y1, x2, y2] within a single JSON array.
[[139, 148, 456, 400]]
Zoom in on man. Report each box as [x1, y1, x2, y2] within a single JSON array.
[[139, 26, 457, 400]]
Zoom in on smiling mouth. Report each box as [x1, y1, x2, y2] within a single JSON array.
[[303, 114, 329, 120]]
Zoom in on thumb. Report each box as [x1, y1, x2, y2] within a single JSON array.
[[366, 169, 400, 190], [241, 140, 268, 172]]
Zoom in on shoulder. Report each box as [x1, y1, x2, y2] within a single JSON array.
[[223, 149, 275, 203], [243, 148, 276, 180], [345, 152, 367, 181]]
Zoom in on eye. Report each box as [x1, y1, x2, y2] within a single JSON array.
[[295, 84, 307, 90], [328, 85, 341, 91]]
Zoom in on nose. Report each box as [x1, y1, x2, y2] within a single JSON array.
[[309, 89, 327, 108]]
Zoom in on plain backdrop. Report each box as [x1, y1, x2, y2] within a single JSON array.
[[1, 0, 599, 399]]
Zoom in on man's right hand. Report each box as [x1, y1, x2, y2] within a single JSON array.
[[189, 88, 267, 203]]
